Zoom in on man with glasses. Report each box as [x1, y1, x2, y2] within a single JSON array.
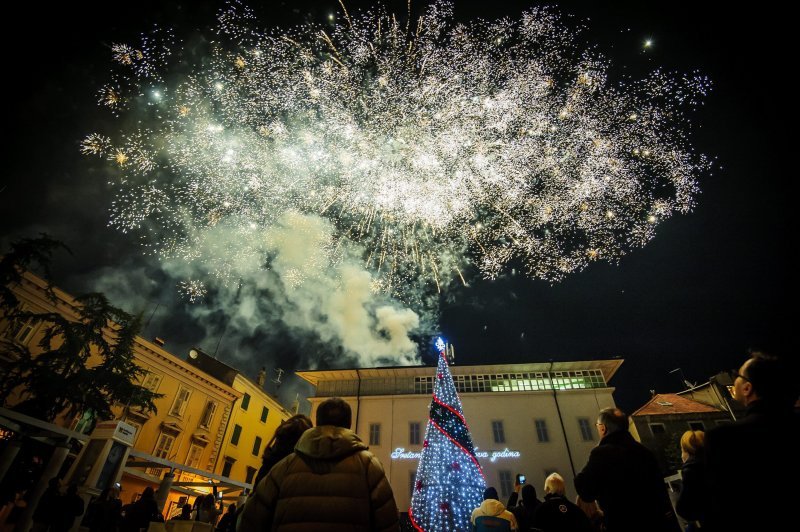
[[705, 352, 799, 531], [574, 408, 679, 532]]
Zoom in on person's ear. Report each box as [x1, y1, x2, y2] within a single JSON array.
[[741, 380, 754, 398]]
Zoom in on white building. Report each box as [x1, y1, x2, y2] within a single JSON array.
[[296, 359, 623, 511]]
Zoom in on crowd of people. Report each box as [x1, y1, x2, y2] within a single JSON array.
[[1, 351, 796, 532], [468, 352, 798, 532]]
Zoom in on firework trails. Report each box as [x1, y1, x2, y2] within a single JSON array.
[[84, 1, 708, 304]]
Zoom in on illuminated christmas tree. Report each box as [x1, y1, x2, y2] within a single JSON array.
[[409, 338, 486, 531]]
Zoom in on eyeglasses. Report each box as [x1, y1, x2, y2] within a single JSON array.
[[727, 369, 750, 382]]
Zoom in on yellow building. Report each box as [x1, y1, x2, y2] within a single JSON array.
[[185, 349, 292, 488], [0, 272, 266, 515]]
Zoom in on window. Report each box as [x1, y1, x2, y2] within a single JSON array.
[[149, 432, 175, 477], [409, 470, 417, 498], [153, 432, 175, 459], [231, 424, 242, 445], [688, 421, 705, 431], [199, 401, 217, 428], [141, 372, 162, 392], [534, 419, 549, 443], [169, 387, 191, 417], [499, 470, 513, 498], [369, 423, 381, 446], [3, 308, 39, 345], [260, 406, 269, 423], [253, 436, 263, 456], [245, 466, 257, 485], [74, 410, 95, 435], [185, 444, 203, 469], [578, 418, 594, 441], [241, 393, 251, 411], [221, 457, 234, 478], [650, 423, 666, 436], [492, 421, 506, 444], [409, 422, 421, 445]]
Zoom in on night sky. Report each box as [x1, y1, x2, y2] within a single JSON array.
[[1, 1, 790, 413]]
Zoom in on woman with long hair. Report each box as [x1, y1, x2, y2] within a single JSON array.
[[252, 414, 313, 489]]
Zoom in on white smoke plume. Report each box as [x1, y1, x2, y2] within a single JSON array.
[[161, 211, 422, 368]]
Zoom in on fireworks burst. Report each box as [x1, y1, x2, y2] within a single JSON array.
[[84, 1, 709, 303], [179, 280, 208, 302]]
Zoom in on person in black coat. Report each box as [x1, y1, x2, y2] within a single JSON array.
[[31, 477, 61, 532], [52, 484, 84, 532], [675, 430, 707, 531], [215, 502, 236, 532], [574, 407, 679, 532], [507, 484, 541, 531], [705, 352, 800, 532], [120, 486, 160, 532], [531, 473, 592, 532]]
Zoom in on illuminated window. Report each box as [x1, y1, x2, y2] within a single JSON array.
[[73, 410, 95, 435]]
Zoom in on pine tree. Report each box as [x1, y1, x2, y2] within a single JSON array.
[[0, 236, 162, 423], [409, 338, 486, 531]]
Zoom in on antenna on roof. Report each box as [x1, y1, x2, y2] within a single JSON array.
[[273, 368, 284, 388], [669, 368, 697, 391]]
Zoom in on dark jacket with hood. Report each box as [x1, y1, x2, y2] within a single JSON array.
[[237, 425, 399, 532]]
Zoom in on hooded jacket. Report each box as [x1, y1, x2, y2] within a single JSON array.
[[237, 425, 399, 532], [470, 499, 518, 530]]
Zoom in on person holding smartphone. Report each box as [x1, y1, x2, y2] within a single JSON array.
[[507, 474, 541, 531]]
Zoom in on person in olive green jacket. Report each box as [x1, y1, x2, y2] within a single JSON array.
[[237, 397, 399, 532]]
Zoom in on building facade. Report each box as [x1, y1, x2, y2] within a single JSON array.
[[0, 272, 278, 516], [297, 359, 623, 511], [185, 349, 292, 489]]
